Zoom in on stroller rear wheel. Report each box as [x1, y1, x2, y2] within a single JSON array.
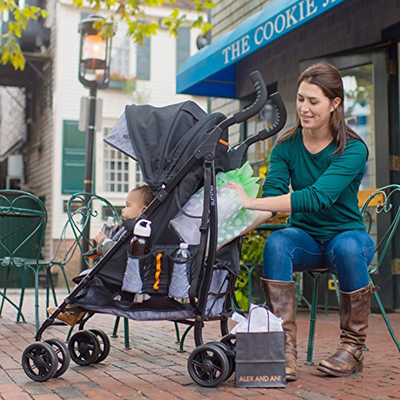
[[68, 331, 101, 366], [221, 333, 236, 350], [45, 338, 70, 378], [22, 342, 58, 382], [89, 329, 111, 363], [187, 343, 230, 387]]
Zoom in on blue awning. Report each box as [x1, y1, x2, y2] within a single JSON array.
[[177, 0, 347, 98]]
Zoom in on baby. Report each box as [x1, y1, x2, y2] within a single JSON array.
[[90, 185, 154, 257], [47, 185, 154, 326]]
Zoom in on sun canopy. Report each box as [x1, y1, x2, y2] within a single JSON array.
[[177, 0, 347, 98], [104, 101, 228, 190], [104, 101, 230, 245]]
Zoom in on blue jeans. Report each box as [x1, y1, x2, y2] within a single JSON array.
[[263, 228, 375, 293]]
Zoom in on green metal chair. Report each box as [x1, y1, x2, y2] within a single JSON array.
[[62, 192, 134, 348], [362, 185, 400, 349], [305, 184, 400, 364], [45, 208, 92, 311], [0, 190, 48, 331], [66, 193, 121, 265], [64, 193, 184, 351]]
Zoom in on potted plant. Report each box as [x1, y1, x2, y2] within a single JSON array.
[[108, 72, 137, 92]]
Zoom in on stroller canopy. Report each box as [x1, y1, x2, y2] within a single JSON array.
[[105, 101, 227, 190]]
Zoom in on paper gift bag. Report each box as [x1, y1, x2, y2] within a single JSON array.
[[235, 307, 286, 388]]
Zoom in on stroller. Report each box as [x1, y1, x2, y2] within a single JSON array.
[[21, 71, 287, 387]]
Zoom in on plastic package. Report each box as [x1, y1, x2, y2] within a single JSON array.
[[123, 219, 152, 294], [170, 162, 260, 247], [169, 243, 192, 299], [129, 219, 151, 256]]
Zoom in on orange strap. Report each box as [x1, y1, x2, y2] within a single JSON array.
[[153, 253, 163, 290], [219, 139, 229, 146]]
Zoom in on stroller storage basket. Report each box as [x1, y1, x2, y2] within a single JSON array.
[[205, 268, 230, 318], [122, 245, 198, 296]]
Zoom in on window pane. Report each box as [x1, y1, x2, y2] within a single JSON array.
[[134, 162, 144, 187], [111, 37, 130, 79], [176, 26, 190, 71], [103, 127, 130, 193], [341, 64, 375, 190], [137, 36, 151, 80]]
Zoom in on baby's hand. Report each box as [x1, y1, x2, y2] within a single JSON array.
[[93, 231, 107, 244]]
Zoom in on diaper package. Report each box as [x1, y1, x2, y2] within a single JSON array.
[[170, 162, 260, 247]]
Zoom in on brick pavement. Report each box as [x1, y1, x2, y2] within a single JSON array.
[[0, 291, 399, 399]]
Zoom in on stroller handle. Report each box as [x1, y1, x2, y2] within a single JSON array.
[[227, 91, 288, 170], [255, 92, 287, 142], [233, 71, 268, 124]]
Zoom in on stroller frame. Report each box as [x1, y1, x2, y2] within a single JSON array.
[[23, 71, 287, 385]]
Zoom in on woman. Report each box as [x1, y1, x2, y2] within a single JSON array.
[[229, 63, 375, 381]]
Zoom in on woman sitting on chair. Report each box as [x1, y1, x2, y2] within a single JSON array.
[[229, 62, 375, 382]]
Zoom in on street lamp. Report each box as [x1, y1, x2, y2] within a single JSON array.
[[78, 15, 112, 90], [78, 15, 113, 270]]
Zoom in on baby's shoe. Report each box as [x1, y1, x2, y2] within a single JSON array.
[[173, 297, 189, 304], [47, 306, 86, 327], [133, 293, 151, 303]]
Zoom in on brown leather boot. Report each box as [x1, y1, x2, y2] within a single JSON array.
[[260, 278, 297, 382], [318, 284, 372, 377]]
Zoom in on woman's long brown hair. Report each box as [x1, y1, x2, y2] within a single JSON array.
[[277, 63, 368, 157]]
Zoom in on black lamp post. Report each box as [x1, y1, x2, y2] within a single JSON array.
[[78, 15, 113, 270]]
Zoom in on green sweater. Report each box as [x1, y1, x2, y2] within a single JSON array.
[[262, 129, 367, 242]]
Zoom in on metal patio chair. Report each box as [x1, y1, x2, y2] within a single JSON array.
[[0, 190, 48, 331], [45, 208, 92, 311], [305, 184, 400, 364], [61, 192, 134, 347]]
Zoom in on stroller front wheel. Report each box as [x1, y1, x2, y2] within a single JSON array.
[[45, 338, 70, 378], [22, 342, 58, 382]]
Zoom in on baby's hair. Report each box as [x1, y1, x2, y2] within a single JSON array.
[[130, 185, 154, 207]]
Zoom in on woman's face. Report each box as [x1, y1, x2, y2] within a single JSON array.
[[296, 81, 340, 132]]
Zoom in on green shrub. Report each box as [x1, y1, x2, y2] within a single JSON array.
[[236, 230, 270, 311]]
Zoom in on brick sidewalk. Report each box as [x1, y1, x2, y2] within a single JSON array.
[[0, 292, 399, 399]]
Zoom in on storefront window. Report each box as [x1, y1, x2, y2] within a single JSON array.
[[342, 64, 376, 190], [342, 64, 378, 268]]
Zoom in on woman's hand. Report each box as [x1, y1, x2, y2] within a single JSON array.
[[226, 182, 254, 209], [229, 183, 292, 213]]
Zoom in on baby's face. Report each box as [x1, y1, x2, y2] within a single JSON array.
[[122, 191, 145, 220]]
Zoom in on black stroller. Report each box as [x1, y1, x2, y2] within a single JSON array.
[[21, 71, 287, 387]]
